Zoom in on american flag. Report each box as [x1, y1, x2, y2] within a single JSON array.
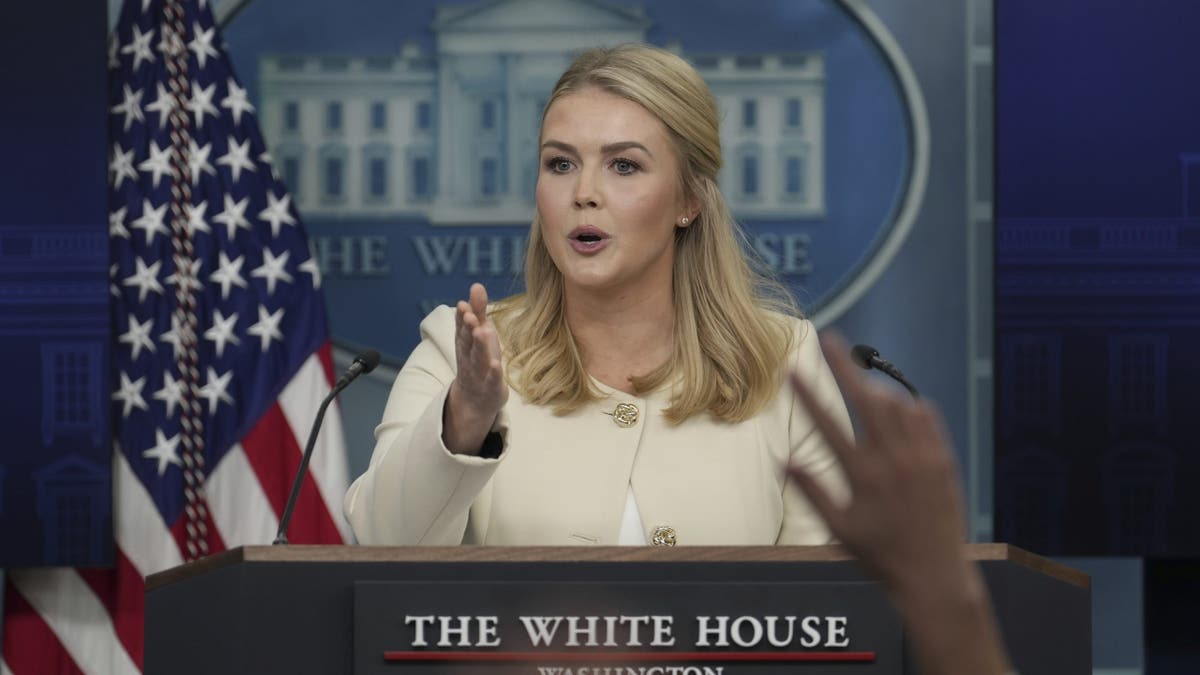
[[1, 0, 350, 672]]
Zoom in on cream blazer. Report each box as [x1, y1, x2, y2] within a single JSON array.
[[344, 306, 850, 546]]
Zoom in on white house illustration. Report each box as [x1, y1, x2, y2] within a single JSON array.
[[258, 0, 825, 224]]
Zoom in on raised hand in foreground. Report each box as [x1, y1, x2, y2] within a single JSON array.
[[788, 333, 1011, 675], [443, 283, 507, 455]]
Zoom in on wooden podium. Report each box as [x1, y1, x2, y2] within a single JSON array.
[[146, 544, 1089, 674]]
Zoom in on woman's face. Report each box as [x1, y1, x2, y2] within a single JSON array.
[[536, 87, 692, 299]]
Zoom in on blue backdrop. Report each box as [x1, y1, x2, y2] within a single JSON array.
[[0, 0, 111, 567], [995, 0, 1200, 557], [995, 2, 1200, 670]]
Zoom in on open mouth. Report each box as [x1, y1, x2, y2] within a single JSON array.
[[569, 226, 610, 242], [568, 226, 610, 253]]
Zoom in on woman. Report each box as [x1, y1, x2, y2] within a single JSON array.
[[344, 44, 850, 546]]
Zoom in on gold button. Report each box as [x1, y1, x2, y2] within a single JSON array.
[[609, 402, 639, 428], [651, 526, 677, 547]]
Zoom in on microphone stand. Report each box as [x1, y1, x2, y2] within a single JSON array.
[[273, 380, 345, 545], [274, 349, 380, 545]]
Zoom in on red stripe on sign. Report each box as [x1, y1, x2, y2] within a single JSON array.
[[383, 651, 876, 663], [77, 551, 146, 670], [1, 579, 87, 675], [241, 403, 342, 544]]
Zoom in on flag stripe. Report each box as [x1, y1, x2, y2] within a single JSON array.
[[1, 581, 87, 675], [316, 341, 337, 383], [7, 570, 139, 675], [205, 442, 280, 547], [240, 401, 344, 543], [76, 552, 146, 671], [277, 348, 353, 542], [113, 447, 183, 578]]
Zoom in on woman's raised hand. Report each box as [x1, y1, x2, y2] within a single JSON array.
[[443, 283, 508, 455]]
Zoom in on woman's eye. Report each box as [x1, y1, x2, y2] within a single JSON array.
[[612, 159, 639, 175], [546, 157, 573, 173]]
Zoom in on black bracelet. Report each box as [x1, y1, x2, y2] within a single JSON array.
[[479, 431, 503, 459]]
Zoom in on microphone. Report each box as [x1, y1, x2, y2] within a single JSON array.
[[850, 344, 919, 398], [335, 349, 381, 390], [274, 349, 381, 545]]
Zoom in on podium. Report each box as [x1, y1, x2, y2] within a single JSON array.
[[146, 544, 1089, 674]]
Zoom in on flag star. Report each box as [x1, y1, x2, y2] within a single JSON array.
[[188, 139, 217, 185], [142, 429, 182, 476], [298, 254, 322, 289], [166, 257, 204, 294], [112, 371, 149, 418], [138, 141, 173, 189], [188, 23, 219, 70], [247, 305, 285, 352], [130, 198, 169, 245], [122, 255, 164, 302], [187, 82, 218, 129], [140, 0, 153, 12], [209, 251, 248, 300], [120, 23, 156, 71], [153, 371, 187, 417], [109, 206, 130, 240], [213, 194, 252, 240], [109, 144, 138, 188], [199, 366, 234, 414], [110, 263, 121, 298], [118, 314, 156, 360], [251, 248, 293, 295], [110, 84, 144, 131], [258, 192, 297, 238], [221, 78, 256, 126], [204, 309, 240, 358], [217, 136, 256, 183], [159, 314, 193, 360], [183, 200, 212, 236], [144, 82, 177, 130]]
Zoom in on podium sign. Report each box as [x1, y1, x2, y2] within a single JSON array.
[[146, 544, 1089, 675], [353, 581, 903, 674]]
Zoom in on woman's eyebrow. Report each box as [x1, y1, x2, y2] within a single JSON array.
[[540, 139, 577, 155], [540, 139, 653, 157], [600, 141, 653, 157]]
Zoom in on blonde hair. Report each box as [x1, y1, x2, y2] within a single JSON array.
[[492, 44, 799, 424]]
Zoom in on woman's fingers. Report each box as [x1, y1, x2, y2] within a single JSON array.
[[456, 295, 494, 385], [456, 299, 476, 333], [469, 283, 489, 323], [449, 285, 508, 435], [473, 327, 495, 372], [458, 285, 503, 381]]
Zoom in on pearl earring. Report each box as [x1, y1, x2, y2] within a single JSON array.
[[680, 217, 689, 225]]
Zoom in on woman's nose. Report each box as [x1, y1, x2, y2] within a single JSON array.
[[573, 170, 600, 209]]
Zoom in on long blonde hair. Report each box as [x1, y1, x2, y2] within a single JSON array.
[[492, 44, 799, 424]]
